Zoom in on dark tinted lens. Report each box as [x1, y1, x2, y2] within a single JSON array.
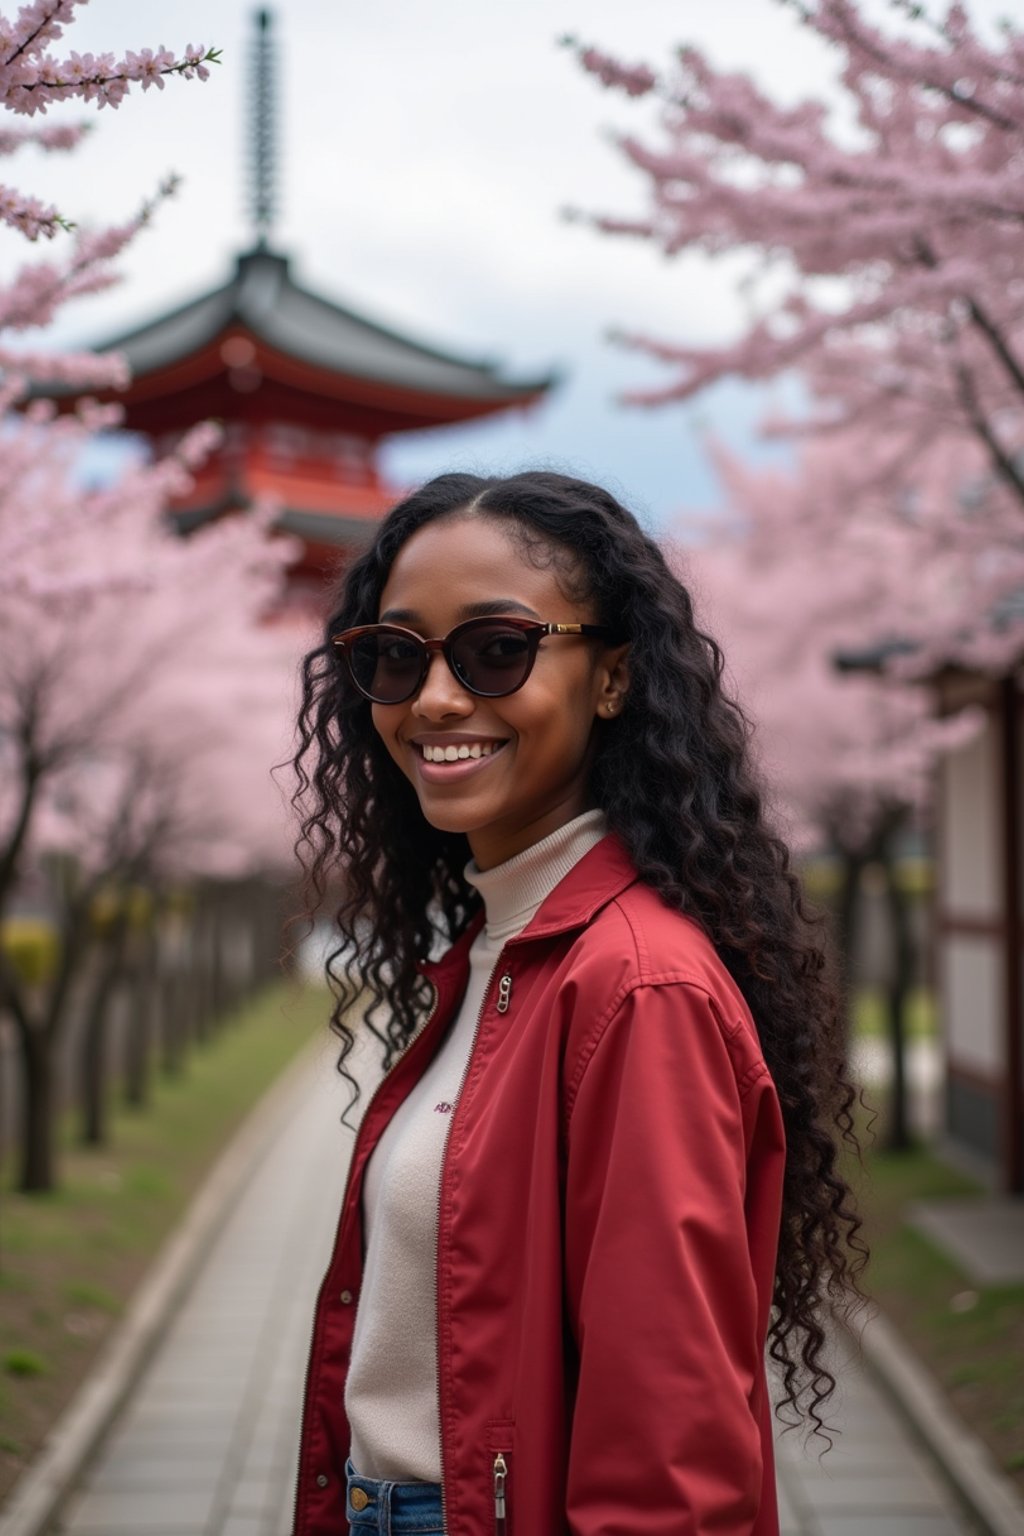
[[348, 631, 424, 702], [451, 623, 533, 696]]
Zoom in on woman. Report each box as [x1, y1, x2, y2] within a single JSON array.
[[291, 471, 864, 1536]]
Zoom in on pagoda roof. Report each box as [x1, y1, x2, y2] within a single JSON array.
[[93, 245, 553, 422]]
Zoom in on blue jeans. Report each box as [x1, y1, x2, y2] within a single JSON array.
[[344, 1459, 444, 1534]]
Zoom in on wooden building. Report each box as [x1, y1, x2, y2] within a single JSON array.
[[935, 670, 1024, 1193]]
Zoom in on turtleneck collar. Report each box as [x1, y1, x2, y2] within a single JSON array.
[[464, 809, 608, 942]]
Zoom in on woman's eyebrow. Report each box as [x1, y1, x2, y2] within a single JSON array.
[[459, 599, 541, 619], [377, 607, 422, 624], [378, 599, 541, 624]]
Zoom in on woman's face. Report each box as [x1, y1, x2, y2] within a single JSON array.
[[371, 513, 629, 870]]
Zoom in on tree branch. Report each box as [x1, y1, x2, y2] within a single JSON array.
[[953, 358, 1024, 509], [0, 943, 33, 1044]]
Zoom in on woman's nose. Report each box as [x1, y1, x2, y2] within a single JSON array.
[[411, 650, 474, 718]]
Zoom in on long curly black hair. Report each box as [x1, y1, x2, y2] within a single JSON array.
[[293, 469, 866, 1431]]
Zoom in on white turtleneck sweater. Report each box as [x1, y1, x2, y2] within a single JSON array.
[[345, 809, 608, 1483]]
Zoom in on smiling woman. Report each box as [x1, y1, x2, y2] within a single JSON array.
[[335, 524, 628, 869], [291, 470, 866, 1536]]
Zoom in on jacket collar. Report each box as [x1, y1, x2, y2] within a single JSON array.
[[420, 831, 638, 982], [510, 829, 637, 941]]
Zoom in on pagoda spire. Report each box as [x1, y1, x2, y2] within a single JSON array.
[[248, 9, 277, 248]]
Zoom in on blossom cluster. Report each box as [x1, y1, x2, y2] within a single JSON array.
[[0, 1, 216, 241], [682, 434, 988, 848], [0, 118, 84, 150], [0, 2, 218, 116], [0, 386, 304, 891], [0, 172, 179, 389], [565, 39, 656, 99]]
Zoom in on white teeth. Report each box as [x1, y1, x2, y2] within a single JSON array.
[[421, 741, 501, 762]]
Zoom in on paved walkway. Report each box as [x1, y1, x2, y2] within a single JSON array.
[[54, 1045, 981, 1536]]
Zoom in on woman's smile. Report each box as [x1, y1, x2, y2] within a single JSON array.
[[409, 735, 511, 781]]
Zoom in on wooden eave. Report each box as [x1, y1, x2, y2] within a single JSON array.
[[104, 327, 549, 437]]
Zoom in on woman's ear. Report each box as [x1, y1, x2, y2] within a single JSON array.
[[596, 644, 631, 718]]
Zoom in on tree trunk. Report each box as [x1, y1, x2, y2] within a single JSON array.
[[18, 1022, 55, 1193], [190, 901, 211, 1043], [78, 987, 106, 1147], [833, 847, 866, 1044], [884, 853, 916, 1152], [123, 928, 156, 1109], [3, 883, 91, 1193], [0, 749, 42, 920], [78, 927, 128, 1148], [263, 882, 286, 985], [209, 892, 227, 1025], [159, 956, 185, 1077]]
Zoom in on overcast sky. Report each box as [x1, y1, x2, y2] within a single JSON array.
[[9, 0, 1006, 532]]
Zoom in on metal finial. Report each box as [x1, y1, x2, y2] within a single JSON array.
[[248, 9, 277, 247]]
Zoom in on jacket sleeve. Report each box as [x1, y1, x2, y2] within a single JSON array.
[[562, 979, 780, 1536]]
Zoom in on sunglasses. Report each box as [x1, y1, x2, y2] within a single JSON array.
[[332, 616, 618, 705]]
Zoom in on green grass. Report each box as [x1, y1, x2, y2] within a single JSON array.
[[854, 1137, 1024, 1491], [2, 1351, 47, 1379], [0, 981, 328, 1503]]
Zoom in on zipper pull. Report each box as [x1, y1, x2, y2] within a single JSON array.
[[493, 1452, 508, 1534], [495, 973, 512, 1014]]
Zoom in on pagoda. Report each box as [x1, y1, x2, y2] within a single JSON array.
[[80, 12, 552, 604]]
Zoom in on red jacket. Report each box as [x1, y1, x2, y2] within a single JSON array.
[[294, 834, 786, 1535]]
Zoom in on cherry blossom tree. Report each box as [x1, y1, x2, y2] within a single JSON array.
[[0, 1, 310, 1191], [684, 435, 981, 841], [571, 0, 1024, 669], [0, 399, 302, 1186]]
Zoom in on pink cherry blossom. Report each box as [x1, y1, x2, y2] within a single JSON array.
[[574, 0, 1024, 676], [679, 436, 986, 853]]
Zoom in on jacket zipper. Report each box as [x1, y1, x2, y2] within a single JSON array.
[[292, 983, 440, 1534], [434, 963, 512, 1536], [493, 1451, 508, 1534]]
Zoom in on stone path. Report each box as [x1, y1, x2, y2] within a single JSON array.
[[54, 1044, 980, 1536], [53, 1036, 349, 1536]]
